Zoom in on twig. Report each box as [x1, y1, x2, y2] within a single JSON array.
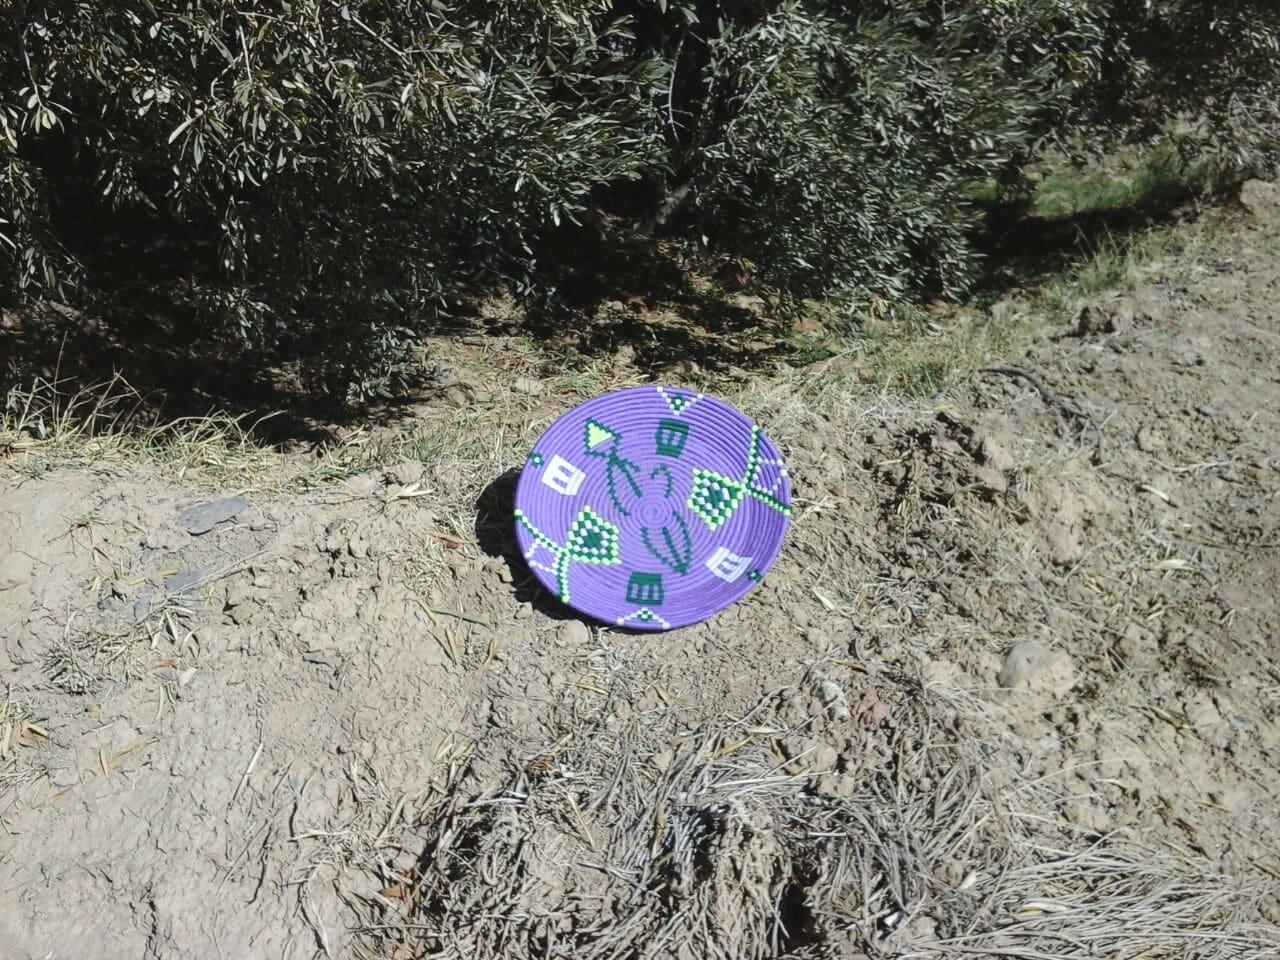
[[230, 741, 264, 808], [429, 607, 493, 627], [977, 366, 1092, 428]]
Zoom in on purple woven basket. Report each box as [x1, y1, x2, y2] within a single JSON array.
[[513, 386, 792, 630]]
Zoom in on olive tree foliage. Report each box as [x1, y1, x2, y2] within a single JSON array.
[[3, 1, 1279, 400], [1, 1, 664, 398]]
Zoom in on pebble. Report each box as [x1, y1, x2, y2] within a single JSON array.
[[176, 496, 249, 535], [384, 460, 425, 487], [556, 620, 591, 646], [817, 678, 851, 721], [165, 568, 203, 595], [512, 377, 543, 396], [997, 641, 1077, 698]]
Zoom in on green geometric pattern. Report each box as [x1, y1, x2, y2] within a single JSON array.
[[658, 387, 701, 417], [584, 418, 618, 451], [583, 417, 645, 516], [515, 505, 621, 603], [639, 511, 693, 575], [686, 469, 745, 530], [654, 419, 689, 457], [685, 425, 791, 530], [626, 572, 665, 605]]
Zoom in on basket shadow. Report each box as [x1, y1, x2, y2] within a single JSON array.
[[473, 467, 614, 627]]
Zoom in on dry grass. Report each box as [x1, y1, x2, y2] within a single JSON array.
[[2, 371, 287, 487], [350, 666, 1280, 960], [0, 692, 53, 793]]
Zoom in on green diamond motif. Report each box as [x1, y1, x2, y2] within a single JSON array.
[[516, 506, 621, 604], [528, 451, 545, 466], [565, 507, 621, 566], [685, 426, 791, 530], [686, 469, 745, 530]]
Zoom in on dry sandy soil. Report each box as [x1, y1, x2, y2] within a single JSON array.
[[3, 185, 1280, 960]]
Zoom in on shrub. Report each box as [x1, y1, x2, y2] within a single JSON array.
[[3, 1, 1279, 401]]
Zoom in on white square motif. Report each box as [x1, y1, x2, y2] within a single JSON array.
[[706, 546, 752, 583], [541, 454, 586, 496]]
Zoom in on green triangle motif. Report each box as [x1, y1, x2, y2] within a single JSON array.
[[585, 418, 617, 450]]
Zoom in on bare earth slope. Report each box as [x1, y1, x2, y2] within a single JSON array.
[[2, 187, 1279, 959]]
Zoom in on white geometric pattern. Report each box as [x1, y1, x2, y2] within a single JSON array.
[[705, 546, 752, 583], [656, 386, 703, 417], [616, 606, 672, 629], [541, 454, 586, 496]]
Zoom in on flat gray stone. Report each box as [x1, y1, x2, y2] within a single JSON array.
[[176, 496, 249, 535], [165, 568, 203, 594]]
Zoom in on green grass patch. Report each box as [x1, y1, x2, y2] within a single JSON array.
[[1031, 146, 1208, 220]]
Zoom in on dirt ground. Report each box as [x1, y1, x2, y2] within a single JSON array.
[[3, 184, 1280, 960]]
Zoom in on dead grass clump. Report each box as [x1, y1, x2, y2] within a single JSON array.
[[2, 372, 286, 486], [0, 693, 53, 793], [923, 839, 1280, 960], [354, 673, 1279, 960]]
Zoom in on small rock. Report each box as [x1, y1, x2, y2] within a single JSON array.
[[1239, 179, 1280, 217], [302, 651, 330, 665], [133, 597, 153, 622], [780, 736, 838, 772], [997, 641, 1077, 698], [556, 620, 591, 646], [176, 496, 249, 535], [813, 773, 857, 799], [384, 460, 425, 487], [165, 568, 203, 595], [512, 377, 543, 397], [815, 676, 851, 721]]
